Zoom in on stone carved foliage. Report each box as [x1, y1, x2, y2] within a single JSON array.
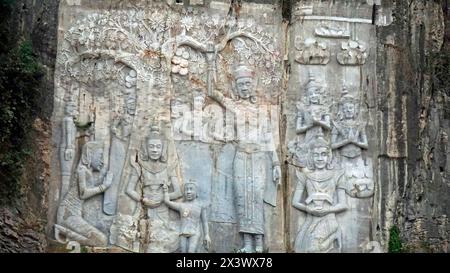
[[295, 38, 330, 65], [337, 40, 368, 65]]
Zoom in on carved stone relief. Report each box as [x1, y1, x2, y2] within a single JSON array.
[[50, 0, 381, 253], [295, 38, 330, 65], [337, 40, 369, 66], [287, 1, 379, 253], [51, 1, 284, 253]]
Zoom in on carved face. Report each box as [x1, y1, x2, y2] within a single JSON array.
[[184, 184, 197, 201], [312, 147, 329, 170], [342, 102, 355, 119], [236, 77, 254, 99], [90, 148, 104, 172], [147, 138, 163, 161], [307, 87, 320, 105], [193, 95, 205, 109], [126, 94, 136, 115]]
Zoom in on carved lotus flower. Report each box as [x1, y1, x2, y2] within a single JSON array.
[[181, 16, 194, 32], [226, 16, 237, 28]]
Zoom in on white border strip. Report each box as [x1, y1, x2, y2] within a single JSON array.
[[299, 15, 373, 24]]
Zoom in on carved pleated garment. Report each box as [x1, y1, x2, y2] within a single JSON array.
[[294, 171, 345, 253], [233, 150, 271, 235]]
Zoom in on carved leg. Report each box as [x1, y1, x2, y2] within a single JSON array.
[[180, 236, 188, 253], [64, 216, 107, 247], [187, 234, 200, 253], [255, 235, 264, 253], [240, 233, 253, 253]]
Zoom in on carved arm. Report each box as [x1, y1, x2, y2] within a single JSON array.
[[353, 129, 369, 150], [126, 173, 141, 202], [292, 181, 307, 212], [201, 206, 211, 249], [296, 112, 313, 134], [78, 168, 112, 200], [328, 188, 348, 213], [331, 129, 351, 150], [163, 186, 182, 212], [169, 176, 183, 200], [312, 115, 331, 130]]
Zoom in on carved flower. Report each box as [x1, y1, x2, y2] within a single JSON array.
[[237, 20, 246, 29], [226, 16, 237, 28], [246, 18, 255, 28], [211, 14, 220, 27], [166, 13, 179, 29], [181, 16, 194, 32], [98, 16, 108, 26], [150, 12, 166, 32]]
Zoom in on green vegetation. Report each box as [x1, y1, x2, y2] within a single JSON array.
[[0, 1, 43, 203], [388, 225, 403, 253]]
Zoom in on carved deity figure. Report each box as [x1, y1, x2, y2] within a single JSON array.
[[296, 76, 331, 140], [126, 122, 182, 252], [163, 182, 211, 253], [208, 64, 281, 253], [292, 137, 348, 253], [55, 141, 113, 246], [104, 70, 137, 215], [331, 92, 373, 198], [289, 76, 331, 167], [60, 99, 78, 199]]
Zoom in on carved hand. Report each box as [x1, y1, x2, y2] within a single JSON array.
[[103, 172, 114, 189], [273, 165, 282, 186], [203, 235, 211, 250], [64, 149, 73, 161], [162, 185, 170, 202], [142, 198, 155, 207], [306, 206, 328, 217]]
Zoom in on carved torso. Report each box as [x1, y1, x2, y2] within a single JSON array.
[[179, 201, 203, 236], [140, 161, 172, 208]]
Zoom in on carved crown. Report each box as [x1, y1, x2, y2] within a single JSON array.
[[305, 75, 323, 91], [185, 179, 198, 188], [148, 118, 163, 140], [339, 87, 358, 105], [234, 64, 254, 79], [310, 135, 330, 150]]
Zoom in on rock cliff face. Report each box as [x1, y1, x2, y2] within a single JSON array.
[[0, 0, 59, 253], [0, 0, 448, 253], [375, 0, 449, 252]]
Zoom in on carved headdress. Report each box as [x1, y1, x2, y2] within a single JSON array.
[[232, 63, 257, 103], [234, 64, 254, 80], [304, 74, 325, 105], [80, 141, 103, 167], [337, 87, 360, 120], [142, 118, 168, 162], [183, 179, 198, 198]]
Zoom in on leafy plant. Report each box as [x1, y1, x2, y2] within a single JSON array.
[[0, 39, 42, 203], [388, 225, 403, 253]]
